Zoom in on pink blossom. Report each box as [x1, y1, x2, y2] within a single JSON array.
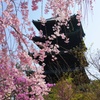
[[0, 33, 5, 44], [32, 4, 38, 10], [77, 23, 81, 26], [0, 0, 95, 99], [65, 38, 69, 43], [14, 76, 27, 85], [31, 0, 41, 11], [40, 17, 47, 26], [21, 2, 28, 9], [18, 51, 32, 66], [16, 93, 30, 100], [54, 31, 60, 36], [47, 83, 56, 88], [51, 34, 56, 39], [61, 33, 66, 39]]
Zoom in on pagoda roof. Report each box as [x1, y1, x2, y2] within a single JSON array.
[[32, 15, 85, 37]]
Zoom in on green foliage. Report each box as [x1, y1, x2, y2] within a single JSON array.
[[70, 40, 88, 67], [44, 40, 100, 100], [63, 69, 90, 85], [44, 77, 73, 100], [44, 76, 100, 100], [71, 92, 96, 100], [71, 93, 84, 100]]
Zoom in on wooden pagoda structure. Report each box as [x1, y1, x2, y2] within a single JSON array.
[[31, 15, 89, 84]]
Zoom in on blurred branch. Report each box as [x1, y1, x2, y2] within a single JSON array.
[[86, 68, 100, 80]]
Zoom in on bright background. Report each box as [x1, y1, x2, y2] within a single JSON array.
[[83, 0, 100, 80], [83, 0, 100, 51]]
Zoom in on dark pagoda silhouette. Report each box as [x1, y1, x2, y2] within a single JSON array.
[[31, 15, 90, 84]]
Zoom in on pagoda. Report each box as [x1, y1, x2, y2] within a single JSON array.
[[30, 15, 89, 84]]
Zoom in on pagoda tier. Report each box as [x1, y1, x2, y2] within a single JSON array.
[[32, 15, 85, 37], [31, 15, 89, 84], [32, 15, 85, 50], [29, 48, 88, 83], [32, 30, 83, 50]]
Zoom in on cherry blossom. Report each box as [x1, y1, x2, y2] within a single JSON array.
[[40, 17, 46, 26], [0, 0, 95, 99], [61, 33, 66, 39]]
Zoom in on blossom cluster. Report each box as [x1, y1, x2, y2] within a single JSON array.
[[0, 0, 49, 100], [0, 0, 94, 100], [45, 0, 94, 22]]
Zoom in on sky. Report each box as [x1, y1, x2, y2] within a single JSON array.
[[83, 0, 100, 51], [83, 0, 100, 80], [30, 0, 100, 80]]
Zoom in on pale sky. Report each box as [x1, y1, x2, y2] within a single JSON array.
[[83, 0, 100, 80], [83, 0, 100, 51]]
